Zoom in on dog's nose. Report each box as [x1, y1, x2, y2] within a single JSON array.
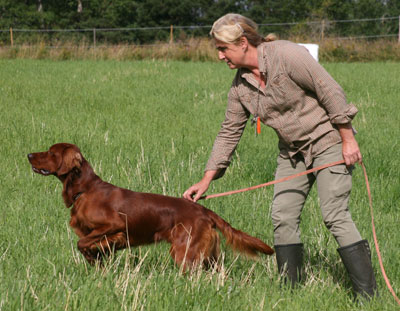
[[28, 153, 33, 159]]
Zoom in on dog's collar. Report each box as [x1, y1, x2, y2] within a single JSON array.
[[72, 192, 83, 203]]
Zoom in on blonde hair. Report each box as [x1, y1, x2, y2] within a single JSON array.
[[210, 13, 276, 46]]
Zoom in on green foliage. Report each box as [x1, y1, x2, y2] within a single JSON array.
[[0, 59, 399, 310], [0, 0, 398, 44]]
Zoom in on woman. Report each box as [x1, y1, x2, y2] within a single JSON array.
[[183, 13, 376, 299]]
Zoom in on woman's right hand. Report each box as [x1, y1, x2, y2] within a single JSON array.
[[183, 170, 218, 202]]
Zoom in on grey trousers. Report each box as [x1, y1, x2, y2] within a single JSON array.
[[271, 143, 362, 247]]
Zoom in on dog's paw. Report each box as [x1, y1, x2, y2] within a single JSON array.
[[78, 246, 97, 265]]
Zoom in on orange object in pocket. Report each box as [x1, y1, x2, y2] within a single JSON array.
[[256, 117, 261, 134]]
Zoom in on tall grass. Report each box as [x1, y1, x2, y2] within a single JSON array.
[[0, 38, 219, 62], [1, 37, 399, 62], [0, 60, 399, 310]]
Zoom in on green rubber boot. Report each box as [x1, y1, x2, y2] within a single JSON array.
[[275, 243, 303, 287], [337, 240, 377, 299]]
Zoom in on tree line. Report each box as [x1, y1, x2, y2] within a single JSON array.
[[1, 0, 399, 43]]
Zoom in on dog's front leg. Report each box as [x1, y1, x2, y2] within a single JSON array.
[[77, 239, 101, 265], [77, 230, 128, 265]]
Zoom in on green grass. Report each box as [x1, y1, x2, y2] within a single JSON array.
[[0, 59, 399, 310]]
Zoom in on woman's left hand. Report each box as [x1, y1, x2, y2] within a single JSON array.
[[338, 123, 362, 166], [342, 139, 362, 166]]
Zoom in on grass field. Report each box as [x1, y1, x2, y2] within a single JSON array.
[[0, 59, 399, 310]]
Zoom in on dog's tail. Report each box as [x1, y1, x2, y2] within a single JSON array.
[[206, 209, 274, 257]]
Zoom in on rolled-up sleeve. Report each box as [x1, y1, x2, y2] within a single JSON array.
[[283, 43, 358, 124], [205, 86, 250, 178]]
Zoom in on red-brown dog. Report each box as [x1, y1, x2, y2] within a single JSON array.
[[28, 143, 274, 269]]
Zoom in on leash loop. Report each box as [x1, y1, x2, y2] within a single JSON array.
[[360, 162, 400, 305]]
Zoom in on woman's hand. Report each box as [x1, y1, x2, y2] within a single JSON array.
[[342, 139, 362, 166], [183, 170, 218, 202], [338, 123, 362, 166]]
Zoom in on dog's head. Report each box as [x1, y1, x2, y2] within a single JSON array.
[[28, 143, 83, 177]]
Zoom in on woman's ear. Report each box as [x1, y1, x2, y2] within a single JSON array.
[[240, 36, 249, 51]]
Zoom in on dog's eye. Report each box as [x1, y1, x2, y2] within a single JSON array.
[[48, 151, 54, 156]]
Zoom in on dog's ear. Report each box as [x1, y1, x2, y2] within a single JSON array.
[[57, 148, 83, 176]]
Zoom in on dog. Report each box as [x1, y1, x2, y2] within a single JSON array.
[[28, 143, 274, 269]]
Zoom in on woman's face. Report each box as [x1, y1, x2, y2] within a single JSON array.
[[215, 39, 245, 69]]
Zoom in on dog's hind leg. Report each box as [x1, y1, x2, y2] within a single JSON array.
[[169, 221, 220, 271], [203, 229, 220, 270], [169, 223, 196, 271]]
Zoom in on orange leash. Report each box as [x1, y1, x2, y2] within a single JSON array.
[[200, 159, 345, 200], [200, 160, 400, 305]]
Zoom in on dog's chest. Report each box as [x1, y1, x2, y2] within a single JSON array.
[[69, 204, 91, 237]]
